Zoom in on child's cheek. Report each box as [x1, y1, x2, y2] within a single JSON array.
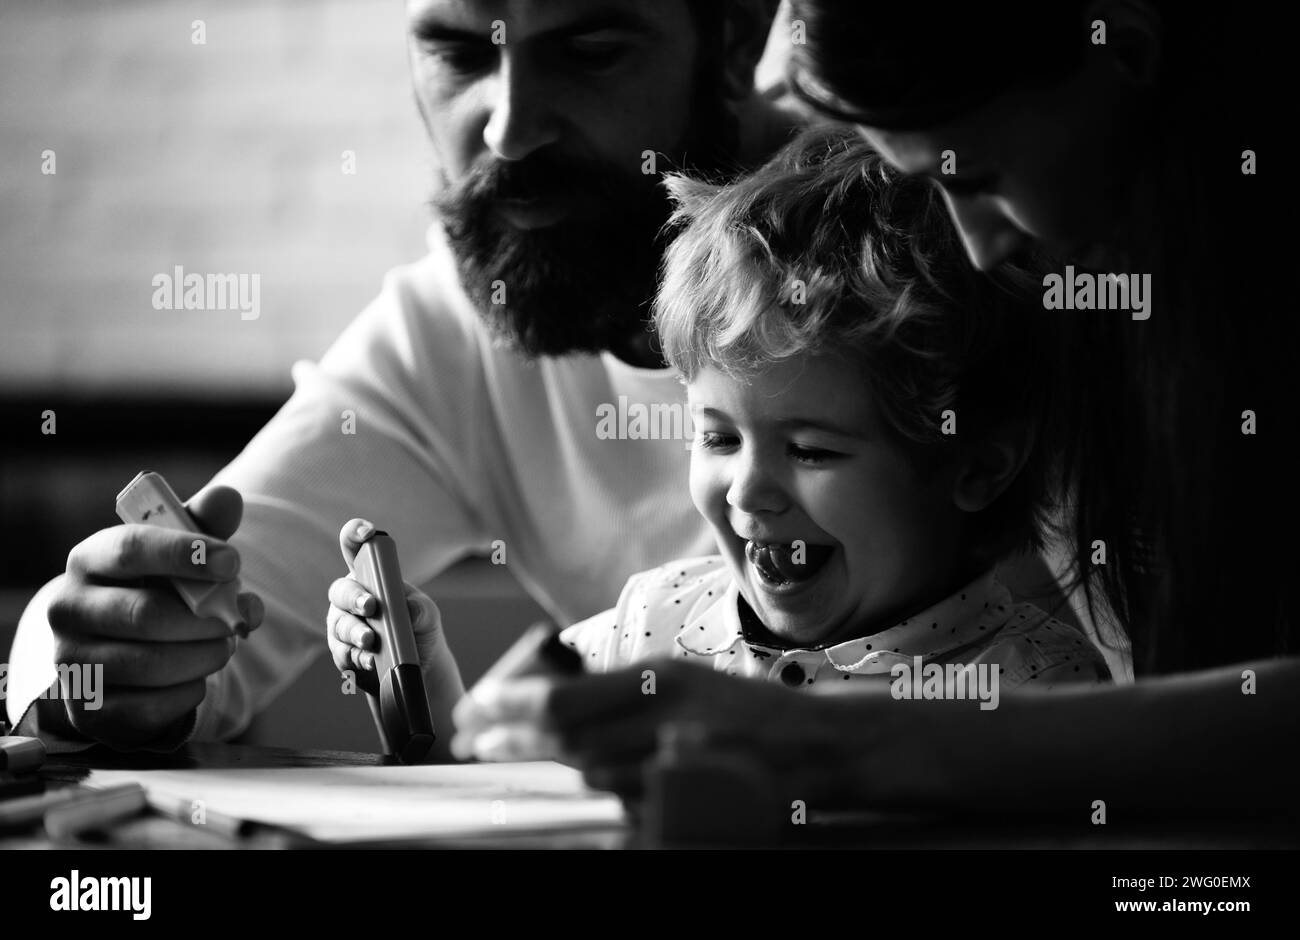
[[687, 448, 717, 522], [690, 451, 739, 547]]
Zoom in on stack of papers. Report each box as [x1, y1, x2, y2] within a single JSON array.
[[89, 761, 625, 844]]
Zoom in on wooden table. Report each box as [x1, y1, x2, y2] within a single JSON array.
[[4, 743, 630, 849], [4, 743, 1297, 849]]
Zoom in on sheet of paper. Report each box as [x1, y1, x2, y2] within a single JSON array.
[[88, 762, 625, 844]]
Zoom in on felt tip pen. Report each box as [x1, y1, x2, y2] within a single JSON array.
[[0, 785, 80, 830], [0, 734, 46, 773], [115, 471, 248, 637], [43, 783, 148, 840], [145, 792, 319, 847], [477, 620, 584, 686], [350, 531, 437, 764]]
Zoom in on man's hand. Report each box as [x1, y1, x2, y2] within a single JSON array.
[[453, 658, 886, 803], [45, 484, 264, 750]]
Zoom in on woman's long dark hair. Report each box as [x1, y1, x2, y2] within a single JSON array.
[[789, 0, 1296, 674]]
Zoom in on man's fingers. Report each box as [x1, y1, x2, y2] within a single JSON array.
[[69, 525, 241, 583], [183, 484, 244, 541], [53, 635, 236, 689], [238, 591, 265, 632], [48, 583, 238, 642], [65, 679, 207, 751], [338, 518, 377, 569]]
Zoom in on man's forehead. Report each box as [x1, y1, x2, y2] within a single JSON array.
[[406, 0, 679, 36]]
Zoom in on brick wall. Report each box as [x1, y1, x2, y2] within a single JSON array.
[[0, 0, 792, 395], [0, 0, 432, 395]]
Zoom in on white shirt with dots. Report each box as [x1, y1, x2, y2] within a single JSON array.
[[560, 556, 1112, 691]]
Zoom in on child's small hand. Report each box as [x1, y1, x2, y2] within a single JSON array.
[[325, 518, 447, 697], [451, 677, 565, 762]]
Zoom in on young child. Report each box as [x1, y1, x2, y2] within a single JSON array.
[[552, 126, 1109, 695], [330, 128, 1110, 761]]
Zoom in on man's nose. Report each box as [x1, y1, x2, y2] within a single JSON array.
[[482, 55, 561, 162], [725, 450, 787, 515], [942, 192, 1031, 271]]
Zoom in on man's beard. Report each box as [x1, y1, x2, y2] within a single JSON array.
[[430, 95, 736, 359]]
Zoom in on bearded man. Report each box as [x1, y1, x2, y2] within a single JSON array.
[[6, 0, 798, 755]]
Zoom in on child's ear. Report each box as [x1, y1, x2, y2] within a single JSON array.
[[950, 423, 1033, 514], [720, 0, 781, 101]]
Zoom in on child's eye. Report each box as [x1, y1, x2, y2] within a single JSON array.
[[695, 431, 738, 451], [788, 444, 842, 464]]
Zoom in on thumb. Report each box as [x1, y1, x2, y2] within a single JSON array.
[[184, 484, 244, 540], [338, 518, 378, 571]]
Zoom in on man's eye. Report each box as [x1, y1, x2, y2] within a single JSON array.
[[564, 39, 630, 70], [788, 444, 841, 464], [423, 42, 495, 73]]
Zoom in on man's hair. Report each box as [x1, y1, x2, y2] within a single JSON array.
[[654, 126, 1060, 563]]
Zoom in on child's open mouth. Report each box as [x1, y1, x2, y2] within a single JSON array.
[[744, 540, 835, 589]]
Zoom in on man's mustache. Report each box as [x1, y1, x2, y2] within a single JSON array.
[[434, 154, 630, 216]]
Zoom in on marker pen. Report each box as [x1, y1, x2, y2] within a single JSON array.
[[351, 531, 436, 764], [115, 471, 247, 637]]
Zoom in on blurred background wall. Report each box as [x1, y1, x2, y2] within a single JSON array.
[[0, 0, 794, 749], [0, 0, 432, 393]]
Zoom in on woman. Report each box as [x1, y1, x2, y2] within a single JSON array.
[[456, 1, 1297, 817]]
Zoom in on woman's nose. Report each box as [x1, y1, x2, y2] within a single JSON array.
[[943, 191, 1032, 271]]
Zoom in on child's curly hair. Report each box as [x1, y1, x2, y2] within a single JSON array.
[[654, 125, 1060, 564]]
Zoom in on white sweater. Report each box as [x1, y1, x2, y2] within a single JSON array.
[[7, 225, 715, 741]]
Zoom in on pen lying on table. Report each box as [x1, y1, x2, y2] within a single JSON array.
[[43, 784, 148, 839], [2, 780, 317, 847], [0, 784, 84, 830], [142, 792, 321, 848]]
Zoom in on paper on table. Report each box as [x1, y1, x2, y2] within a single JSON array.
[[87, 761, 625, 843]]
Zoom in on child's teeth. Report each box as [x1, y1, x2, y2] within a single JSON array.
[[745, 541, 829, 584], [771, 547, 808, 582], [746, 541, 785, 583]]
